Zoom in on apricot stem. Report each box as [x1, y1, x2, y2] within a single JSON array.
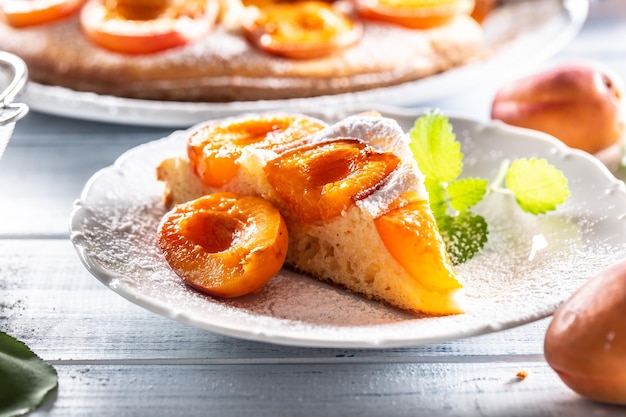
[[490, 158, 512, 195]]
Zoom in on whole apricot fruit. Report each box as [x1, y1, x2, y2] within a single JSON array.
[[491, 63, 625, 154], [544, 258, 626, 405], [158, 192, 288, 298]]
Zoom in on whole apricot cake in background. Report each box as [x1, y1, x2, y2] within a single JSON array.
[[156, 112, 464, 316], [0, 0, 486, 102]]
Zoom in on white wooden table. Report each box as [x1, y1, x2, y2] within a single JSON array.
[[2, 1, 626, 415]]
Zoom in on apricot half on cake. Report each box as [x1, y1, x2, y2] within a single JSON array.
[[242, 0, 362, 59], [80, 0, 219, 54], [264, 138, 400, 222], [355, 0, 475, 29], [157, 192, 288, 298], [0, 0, 85, 27], [375, 199, 460, 292], [187, 114, 327, 187]]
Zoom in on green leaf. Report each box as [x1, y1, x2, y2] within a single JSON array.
[[447, 178, 489, 212], [409, 113, 571, 265], [0, 331, 58, 417], [409, 113, 462, 183], [438, 211, 489, 265], [505, 158, 571, 215], [425, 178, 447, 220]]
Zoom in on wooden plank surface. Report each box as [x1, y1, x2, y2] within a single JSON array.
[[32, 363, 607, 417], [2, 1, 626, 416], [0, 114, 171, 237]]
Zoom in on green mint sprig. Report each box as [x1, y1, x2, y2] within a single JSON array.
[[409, 112, 571, 264]]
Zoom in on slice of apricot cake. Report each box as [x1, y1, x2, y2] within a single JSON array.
[[156, 112, 463, 316]]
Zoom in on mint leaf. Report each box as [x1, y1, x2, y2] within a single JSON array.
[[438, 212, 489, 265], [505, 158, 570, 215], [447, 178, 488, 212], [410, 113, 487, 265], [0, 331, 58, 417], [409, 114, 570, 265], [424, 178, 447, 220], [409, 112, 462, 183]]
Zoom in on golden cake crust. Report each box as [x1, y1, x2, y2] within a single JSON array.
[[0, 9, 484, 102]]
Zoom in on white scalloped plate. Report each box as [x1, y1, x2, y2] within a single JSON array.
[[69, 107, 626, 348], [24, 0, 587, 127]]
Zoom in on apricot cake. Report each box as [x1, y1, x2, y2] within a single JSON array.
[[0, 0, 485, 102], [156, 112, 463, 316]]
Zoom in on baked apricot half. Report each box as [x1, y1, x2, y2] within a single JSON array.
[[470, 0, 496, 23], [355, 0, 475, 29], [0, 0, 85, 27], [80, 0, 219, 54], [158, 192, 288, 298], [265, 138, 400, 222], [187, 114, 326, 187], [374, 199, 460, 292], [242, 0, 362, 59]]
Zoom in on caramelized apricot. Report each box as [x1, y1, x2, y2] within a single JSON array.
[[0, 0, 85, 28], [265, 138, 400, 222], [355, 0, 474, 29], [158, 192, 288, 298], [105, 0, 208, 20], [242, 1, 362, 59], [187, 114, 326, 187], [470, 0, 496, 23], [241, 0, 280, 7], [374, 200, 460, 292], [109, 0, 172, 20], [81, 0, 218, 54]]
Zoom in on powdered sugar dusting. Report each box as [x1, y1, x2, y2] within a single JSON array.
[[308, 115, 412, 159], [306, 115, 427, 218], [70, 113, 626, 348]]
